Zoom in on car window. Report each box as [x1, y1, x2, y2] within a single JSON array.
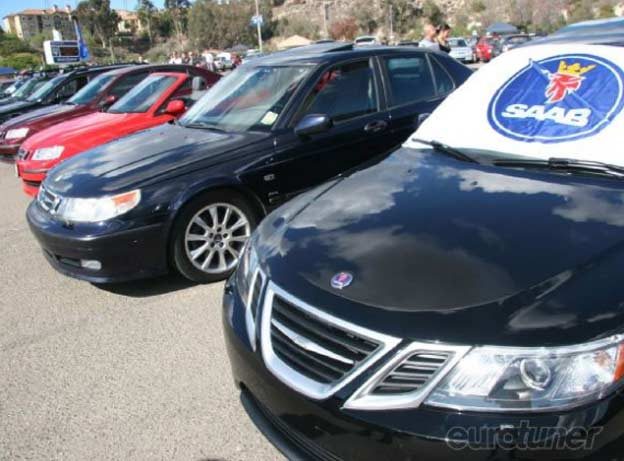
[[68, 73, 116, 105], [430, 57, 454, 95], [108, 75, 177, 113], [108, 72, 149, 98], [383, 56, 435, 106], [56, 76, 86, 100], [299, 60, 377, 123]]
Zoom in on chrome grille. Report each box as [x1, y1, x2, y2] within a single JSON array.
[[261, 282, 401, 400], [371, 352, 450, 395], [37, 186, 62, 214]]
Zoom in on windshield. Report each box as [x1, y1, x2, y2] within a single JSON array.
[[27, 75, 64, 102], [450, 38, 467, 47], [68, 73, 116, 105], [12, 79, 46, 100], [108, 75, 177, 114], [180, 65, 312, 132]]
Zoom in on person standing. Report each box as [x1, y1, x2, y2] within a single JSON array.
[[419, 23, 440, 50], [203, 50, 215, 71], [437, 23, 452, 54]]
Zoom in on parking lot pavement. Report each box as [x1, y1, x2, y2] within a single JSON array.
[[0, 161, 282, 460]]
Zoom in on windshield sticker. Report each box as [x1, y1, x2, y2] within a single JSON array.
[[260, 111, 278, 126], [488, 54, 624, 143]]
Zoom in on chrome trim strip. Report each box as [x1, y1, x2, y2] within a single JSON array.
[[245, 268, 264, 351], [342, 341, 471, 411], [260, 281, 401, 400], [272, 319, 355, 366]]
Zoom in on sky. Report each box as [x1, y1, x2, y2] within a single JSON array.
[[1, 0, 166, 26]]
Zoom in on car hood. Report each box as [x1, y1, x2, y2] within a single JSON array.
[[257, 148, 624, 346], [45, 123, 270, 195], [0, 104, 79, 130], [0, 99, 38, 115], [23, 112, 143, 151]]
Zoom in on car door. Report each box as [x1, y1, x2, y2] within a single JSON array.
[[48, 76, 88, 104], [382, 52, 454, 147], [261, 57, 391, 206]]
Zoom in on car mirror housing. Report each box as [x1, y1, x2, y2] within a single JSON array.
[[164, 99, 186, 116], [100, 94, 117, 107], [294, 114, 332, 137]]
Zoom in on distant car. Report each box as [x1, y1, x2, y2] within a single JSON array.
[[355, 35, 380, 46], [0, 64, 219, 157], [528, 17, 624, 46], [500, 34, 532, 52], [17, 72, 209, 196], [0, 75, 54, 107], [215, 52, 234, 71], [397, 41, 420, 47], [448, 37, 474, 63], [0, 80, 14, 94], [26, 43, 471, 284], [315, 39, 335, 44], [475, 36, 501, 62], [0, 66, 125, 124]]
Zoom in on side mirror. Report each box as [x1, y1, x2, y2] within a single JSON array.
[[100, 94, 117, 107], [294, 114, 332, 137], [417, 113, 431, 127], [164, 99, 186, 116]]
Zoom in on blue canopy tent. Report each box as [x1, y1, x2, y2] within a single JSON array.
[[486, 22, 519, 35], [0, 67, 16, 77]]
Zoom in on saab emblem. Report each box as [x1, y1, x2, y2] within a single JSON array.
[[488, 54, 624, 143], [331, 272, 353, 290]]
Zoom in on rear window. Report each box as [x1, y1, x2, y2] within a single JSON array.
[[384, 56, 435, 106]]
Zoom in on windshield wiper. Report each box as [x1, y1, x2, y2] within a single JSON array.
[[411, 138, 478, 163], [181, 121, 228, 133], [494, 157, 624, 179]]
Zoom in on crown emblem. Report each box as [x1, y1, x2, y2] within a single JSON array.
[[557, 60, 596, 77]]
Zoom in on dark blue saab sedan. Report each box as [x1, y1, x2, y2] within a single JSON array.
[[27, 43, 471, 283], [224, 43, 624, 459]]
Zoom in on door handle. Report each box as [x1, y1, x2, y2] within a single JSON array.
[[364, 120, 388, 133]]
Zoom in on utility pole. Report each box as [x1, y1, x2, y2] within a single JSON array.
[[254, 0, 263, 52], [389, 3, 394, 43]]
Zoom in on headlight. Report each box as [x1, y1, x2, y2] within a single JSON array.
[[236, 241, 262, 349], [5, 127, 29, 140], [56, 189, 141, 222], [32, 145, 64, 161], [425, 334, 624, 412]]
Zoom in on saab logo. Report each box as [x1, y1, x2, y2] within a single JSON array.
[[488, 54, 624, 143]]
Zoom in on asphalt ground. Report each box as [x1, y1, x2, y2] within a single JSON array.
[[0, 159, 282, 460]]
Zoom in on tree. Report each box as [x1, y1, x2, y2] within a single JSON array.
[[422, 0, 445, 25], [567, 0, 595, 23], [388, 0, 420, 35], [276, 15, 320, 39], [351, 0, 381, 34], [329, 17, 358, 40], [75, 0, 119, 60], [165, 0, 191, 40], [188, 0, 275, 50], [137, 0, 156, 45]]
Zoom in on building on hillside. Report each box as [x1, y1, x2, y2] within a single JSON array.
[[2, 5, 76, 40], [116, 9, 144, 35]]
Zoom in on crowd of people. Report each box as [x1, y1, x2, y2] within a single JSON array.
[[167, 50, 242, 72], [419, 23, 453, 53]]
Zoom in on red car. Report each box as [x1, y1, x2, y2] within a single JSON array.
[[475, 36, 501, 62], [17, 72, 208, 196], [0, 64, 218, 157]]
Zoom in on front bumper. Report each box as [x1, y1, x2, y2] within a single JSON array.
[[223, 279, 624, 460], [26, 200, 170, 283]]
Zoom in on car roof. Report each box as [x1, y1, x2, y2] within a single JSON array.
[[248, 43, 442, 67], [528, 17, 624, 47]]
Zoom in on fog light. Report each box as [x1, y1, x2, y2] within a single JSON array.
[[80, 259, 102, 271]]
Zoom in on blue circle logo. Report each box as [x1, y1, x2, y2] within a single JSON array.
[[488, 54, 624, 143]]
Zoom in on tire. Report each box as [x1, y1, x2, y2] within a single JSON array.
[[171, 190, 258, 283]]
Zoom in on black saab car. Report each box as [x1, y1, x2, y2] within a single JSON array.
[[223, 44, 624, 459], [0, 65, 127, 124], [27, 43, 471, 283]]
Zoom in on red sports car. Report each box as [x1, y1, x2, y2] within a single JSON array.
[[0, 64, 218, 157], [17, 72, 207, 196]]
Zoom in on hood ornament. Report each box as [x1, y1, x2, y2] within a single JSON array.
[[331, 272, 353, 290]]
